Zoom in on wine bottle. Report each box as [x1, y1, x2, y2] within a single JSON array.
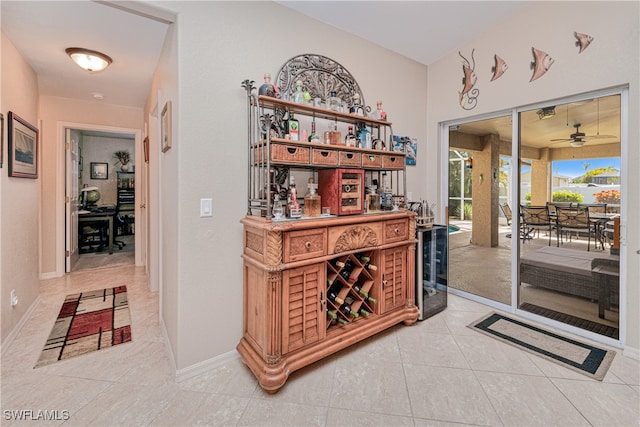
[[339, 259, 355, 282], [327, 310, 337, 319], [359, 307, 371, 317], [359, 256, 378, 271], [327, 282, 345, 305], [339, 301, 359, 318], [364, 295, 377, 305], [329, 258, 345, 269]]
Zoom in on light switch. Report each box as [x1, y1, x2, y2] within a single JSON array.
[[200, 198, 212, 217]]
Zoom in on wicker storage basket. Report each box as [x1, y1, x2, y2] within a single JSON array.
[[362, 153, 382, 169]]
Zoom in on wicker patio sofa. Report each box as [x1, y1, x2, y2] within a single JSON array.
[[520, 246, 619, 302]]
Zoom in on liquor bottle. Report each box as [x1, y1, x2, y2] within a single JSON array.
[[371, 100, 386, 120], [349, 93, 364, 116], [328, 122, 342, 145], [258, 73, 278, 98], [303, 178, 321, 217], [344, 126, 358, 147], [308, 120, 321, 143], [287, 175, 302, 218], [286, 113, 300, 141], [366, 185, 380, 213], [293, 80, 305, 104], [358, 125, 371, 149], [328, 90, 341, 111]]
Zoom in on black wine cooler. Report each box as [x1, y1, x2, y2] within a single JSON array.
[[416, 225, 448, 320]]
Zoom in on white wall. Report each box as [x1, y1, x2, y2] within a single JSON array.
[[427, 1, 639, 352], [0, 32, 40, 343], [149, 0, 428, 370]]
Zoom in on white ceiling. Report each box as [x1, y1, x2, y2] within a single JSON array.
[[0, 1, 620, 149], [1, 1, 172, 107], [1, 1, 532, 109], [276, 1, 532, 66]]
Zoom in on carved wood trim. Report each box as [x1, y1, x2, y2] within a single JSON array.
[[334, 225, 379, 253], [266, 230, 283, 266]]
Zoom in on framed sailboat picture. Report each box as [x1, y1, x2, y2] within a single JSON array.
[[8, 112, 38, 178]]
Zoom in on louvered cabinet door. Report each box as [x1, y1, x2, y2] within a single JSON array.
[[378, 247, 408, 314], [282, 263, 326, 354]]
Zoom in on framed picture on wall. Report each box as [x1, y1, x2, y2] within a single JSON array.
[[90, 162, 108, 180], [8, 111, 38, 178], [161, 100, 172, 153]]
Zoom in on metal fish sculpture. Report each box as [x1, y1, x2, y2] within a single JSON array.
[[490, 54, 508, 81], [530, 47, 554, 82], [459, 49, 479, 110], [574, 32, 594, 53]]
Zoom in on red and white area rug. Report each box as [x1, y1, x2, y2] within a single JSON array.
[[34, 286, 132, 368]]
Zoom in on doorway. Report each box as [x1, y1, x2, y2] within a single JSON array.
[[444, 87, 625, 345], [63, 123, 143, 273]]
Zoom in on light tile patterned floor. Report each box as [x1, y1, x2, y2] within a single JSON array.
[[1, 265, 638, 426]]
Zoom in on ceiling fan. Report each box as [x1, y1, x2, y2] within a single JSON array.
[[550, 123, 616, 147]]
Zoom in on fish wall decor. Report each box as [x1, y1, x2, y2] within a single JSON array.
[[530, 47, 554, 82], [458, 49, 479, 110], [574, 32, 594, 53], [490, 54, 508, 81]]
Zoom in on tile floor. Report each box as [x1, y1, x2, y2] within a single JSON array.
[[1, 265, 638, 426]]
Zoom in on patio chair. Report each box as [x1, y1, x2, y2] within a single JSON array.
[[521, 205, 552, 245], [555, 206, 591, 251], [499, 202, 513, 226]]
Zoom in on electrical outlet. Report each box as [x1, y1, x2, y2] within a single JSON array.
[[10, 289, 18, 307]]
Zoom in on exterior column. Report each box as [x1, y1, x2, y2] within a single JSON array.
[[530, 148, 551, 206], [471, 134, 500, 247]]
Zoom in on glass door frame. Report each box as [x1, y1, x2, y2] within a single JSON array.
[[440, 85, 628, 349]]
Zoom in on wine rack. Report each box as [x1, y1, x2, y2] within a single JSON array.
[[326, 251, 378, 329]]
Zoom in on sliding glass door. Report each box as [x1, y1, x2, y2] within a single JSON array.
[[517, 93, 622, 339]]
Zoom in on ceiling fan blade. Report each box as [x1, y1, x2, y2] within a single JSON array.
[[550, 138, 573, 142]]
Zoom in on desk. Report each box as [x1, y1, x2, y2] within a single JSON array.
[[79, 209, 115, 254]]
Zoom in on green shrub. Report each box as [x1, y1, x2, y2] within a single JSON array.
[[552, 190, 583, 203], [463, 203, 473, 220]]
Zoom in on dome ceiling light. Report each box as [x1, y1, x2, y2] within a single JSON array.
[[65, 47, 112, 72]]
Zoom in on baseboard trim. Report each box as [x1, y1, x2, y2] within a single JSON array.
[[175, 349, 240, 383], [40, 271, 60, 280], [0, 296, 41, 357], [159, 317, 177, 374], [623, 345, 640, 361]]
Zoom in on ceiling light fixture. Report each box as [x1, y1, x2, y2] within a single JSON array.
[[536, 106, 556, 120], [65, 47, 112, 72]]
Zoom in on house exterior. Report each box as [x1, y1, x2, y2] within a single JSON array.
[[1, 1, 638, 377]]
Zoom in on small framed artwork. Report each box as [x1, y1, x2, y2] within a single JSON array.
[[143, 136, 150, 163], [8, 111, 38, 178], [0, 113, 4, 168], [90, 162, 108, 180], [161, 100, 172, 153]]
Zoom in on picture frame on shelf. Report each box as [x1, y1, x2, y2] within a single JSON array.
[[161, 100, 172, 153], [8, 111, 38, 178], [90, 162, 108, 180]]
